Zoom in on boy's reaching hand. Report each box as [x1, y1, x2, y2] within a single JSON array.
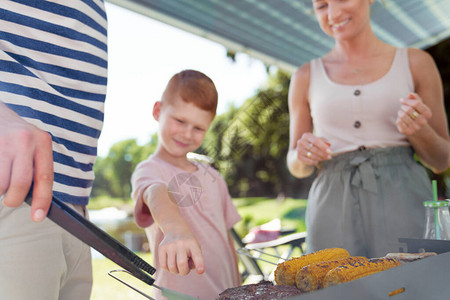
[[159, 226, 205, 275], [142, 183, 206, 275]]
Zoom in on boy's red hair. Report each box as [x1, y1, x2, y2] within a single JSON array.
[[161, 70, 218, 116]]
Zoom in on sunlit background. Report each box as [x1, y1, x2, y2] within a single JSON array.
[[90, 2, 450, 299], [98, 2, 269, 157]]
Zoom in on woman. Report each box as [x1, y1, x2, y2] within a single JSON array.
[[287, 0, 450, 258]]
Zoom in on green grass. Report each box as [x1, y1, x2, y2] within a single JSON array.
[[88, 195, 134, 210], [90, 197, 307, 299], [233, 197, 307, 238], [91, 252, 154, 300]]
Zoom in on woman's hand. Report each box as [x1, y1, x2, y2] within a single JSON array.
[[295, 132, 332, 166], [396, 93, 432, 136]]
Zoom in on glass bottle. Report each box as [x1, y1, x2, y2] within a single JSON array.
[[423, 200, 450, 240]]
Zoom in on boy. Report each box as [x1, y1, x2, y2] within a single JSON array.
[[131, 70, 241, 299]]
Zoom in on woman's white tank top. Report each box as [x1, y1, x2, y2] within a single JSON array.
[[309, 48, 413, 154]]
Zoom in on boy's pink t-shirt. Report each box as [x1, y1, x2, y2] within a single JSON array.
[[131, 155, 241, 300]]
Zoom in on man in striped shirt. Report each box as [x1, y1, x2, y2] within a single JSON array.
[[0, 1, 108, 299]]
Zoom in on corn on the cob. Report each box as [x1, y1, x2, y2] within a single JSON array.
[[295, 256, 368, 292], [388, 287, 405, 296], [323, 257, 401, 287], [274, 248, 350, 286]]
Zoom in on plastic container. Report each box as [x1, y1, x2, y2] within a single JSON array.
[[423, 200, 450, 240]]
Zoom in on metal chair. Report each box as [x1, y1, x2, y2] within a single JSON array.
[[230, 228, 307, 282]]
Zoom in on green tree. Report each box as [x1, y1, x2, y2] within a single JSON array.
[[91, 134, 158, 199], [200, 70, 313, 198]]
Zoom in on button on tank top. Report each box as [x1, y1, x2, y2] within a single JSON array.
[[309, 48, 413, 154]]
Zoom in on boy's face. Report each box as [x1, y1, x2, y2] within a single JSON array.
[[153, 96, 214, 159]]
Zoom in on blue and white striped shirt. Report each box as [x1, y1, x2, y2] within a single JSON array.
[[0, 0, 108, 205]]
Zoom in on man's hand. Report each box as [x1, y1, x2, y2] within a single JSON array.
[[0, 102, 53, 221]]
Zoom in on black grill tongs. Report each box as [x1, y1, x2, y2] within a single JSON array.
[[25, 194, 197, 299], [24, 195, 156, 286]]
